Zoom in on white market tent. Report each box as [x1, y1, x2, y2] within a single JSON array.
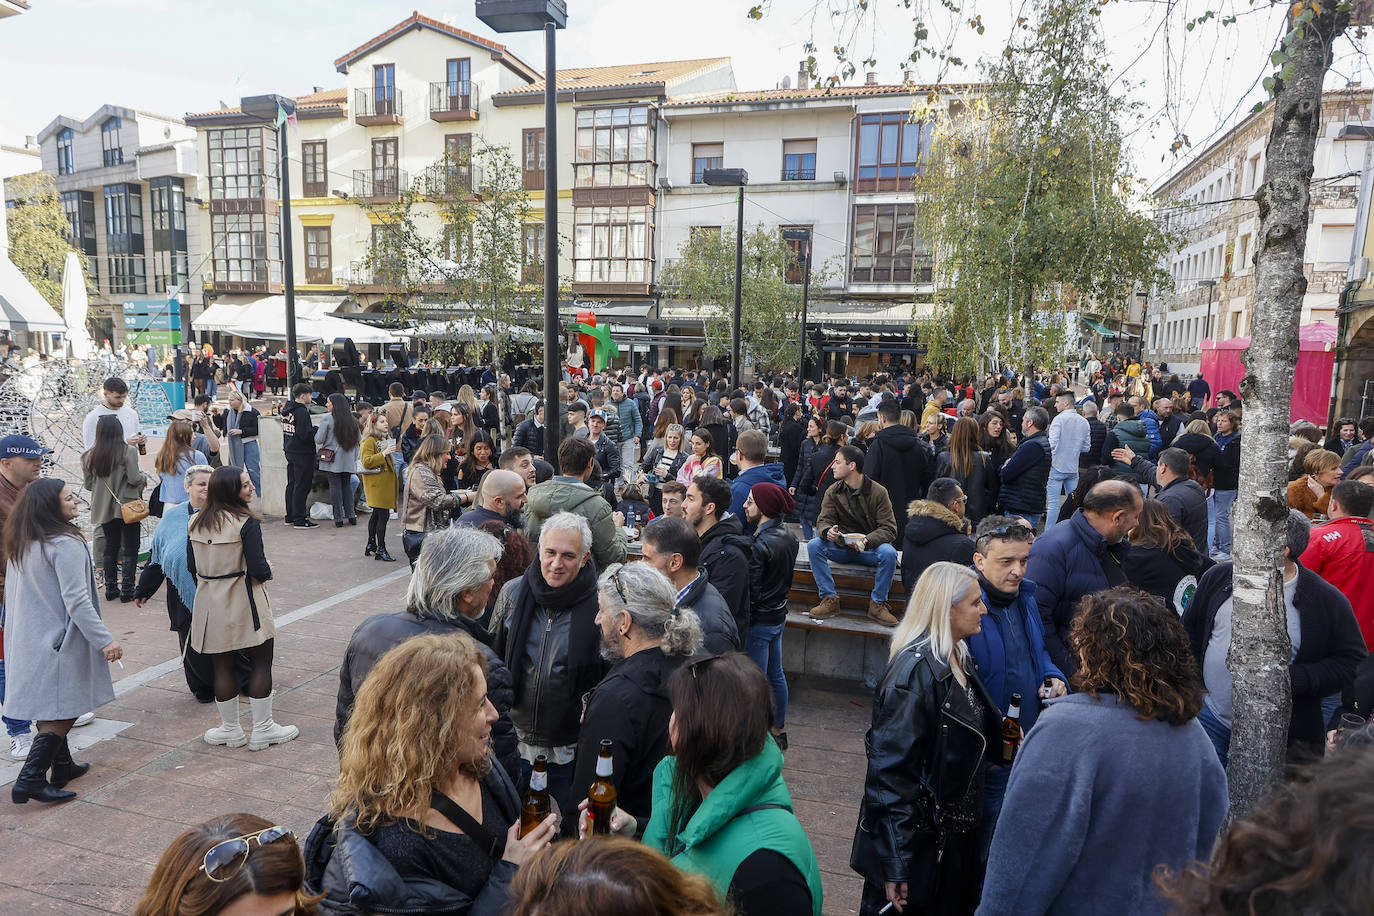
[[0, 257, 65, 335], [193, 295, 398, 344], [403, 318, 540, 343]]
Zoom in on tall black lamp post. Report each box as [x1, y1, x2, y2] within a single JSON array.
[[782, 227, 812, 384], [241, 94, 300, 389], [703, 167, 749, 387], [477, 0, 567, 464]]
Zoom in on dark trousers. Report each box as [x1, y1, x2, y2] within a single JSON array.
[[326, 471, 356, 523], [285, 454, 315, 523], [100, 518, 140, 597]]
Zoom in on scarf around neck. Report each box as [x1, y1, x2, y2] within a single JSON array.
[[502, 559, 603, 707]]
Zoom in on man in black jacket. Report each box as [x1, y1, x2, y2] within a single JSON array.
[[901, 478, 975, 593], [281, 382, 318, 528], [1079, 401, 1107, 471], [512, 402, 546, 457], [640, 517, 738, 652], [334, 527, 521, 784], [743, 482, 800, 748], [866, 399, 932, 533], [1113, 444, 1208, 551], [683, 475, 752, 640], [1183, 509, 1366, 764]]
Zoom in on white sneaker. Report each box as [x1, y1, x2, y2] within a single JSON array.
[[9, 732, 32, 760], [73, 712, 95, 727]]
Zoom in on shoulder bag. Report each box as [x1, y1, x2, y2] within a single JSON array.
[[105, 479, 149, 524]]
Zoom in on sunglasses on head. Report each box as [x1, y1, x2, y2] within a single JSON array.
[[200, 826, 293, 882]]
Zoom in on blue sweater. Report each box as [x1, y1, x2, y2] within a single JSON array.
[[977, 694, 1227, 916], [968, 578, 1065, 733], [729, 463, 788, 533]]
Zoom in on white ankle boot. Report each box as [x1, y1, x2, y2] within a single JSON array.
[[204, 699, 247, 748], [248, 694, 298, 751]]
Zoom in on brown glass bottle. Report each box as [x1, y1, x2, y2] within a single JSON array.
[[520, 754, 551, 838], [587, 739, 617, 836], [1001, 693, 1023, 764]]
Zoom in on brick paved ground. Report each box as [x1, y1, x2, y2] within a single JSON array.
[[0, 514, 873, 915]]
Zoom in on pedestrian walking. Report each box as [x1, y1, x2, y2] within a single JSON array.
[[82, 414, 149, 601]]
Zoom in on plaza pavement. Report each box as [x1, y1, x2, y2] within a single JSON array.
[[0, 512, 870, 915]]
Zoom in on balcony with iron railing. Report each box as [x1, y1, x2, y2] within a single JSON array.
[[355, 88, 403, 126], [419, 161, 479, 197], [429, 81, 480, 122], [353, 167, 409, 202], [782, 167, 817, 181]]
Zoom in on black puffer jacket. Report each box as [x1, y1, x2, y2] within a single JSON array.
[[512, 417, 545, 456], [748, 517, 799, 627], [866, 424, 933, 533], [699, 514, 753, 639], [334, 611, 520, 787], [676, 571, 739, 653], [900, 500, 975, 594], [850, 635, 1002, 888], [303, 764, 520, 916]]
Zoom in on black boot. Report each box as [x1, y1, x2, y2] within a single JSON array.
[[11, 733, 76, 804], [374, 546, 396, 562], [365, 536, 376, 557], [120, 555, 137, 602], [49, 735, 90, 788]]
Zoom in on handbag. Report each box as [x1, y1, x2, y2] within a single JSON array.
[[104, 479, 149, 524], [316, 447, 336, 463]]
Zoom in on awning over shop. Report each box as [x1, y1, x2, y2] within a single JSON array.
[[0, 258, 66, 333], [1079, 316, 1118, 337], [193, 296, 398, 344]]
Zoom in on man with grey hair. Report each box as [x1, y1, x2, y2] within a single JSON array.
[[1111, 443, 1208, 551], [569, 562, 702, 831], [999, 405, 1053, 531], [491, 511, 606, 807], [1078, 399, 1107, 475], [333, 526, 521, 783], [1184, 509, 1366, 766]]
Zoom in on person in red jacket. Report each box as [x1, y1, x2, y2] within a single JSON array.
[[1300, 478, 1374, 649]]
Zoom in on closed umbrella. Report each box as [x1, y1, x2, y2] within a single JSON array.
[[61, 252, 93, 359]]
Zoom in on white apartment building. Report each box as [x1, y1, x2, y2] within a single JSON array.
[[1150, 86, 1373, 375], [26, 105, 204, 346]]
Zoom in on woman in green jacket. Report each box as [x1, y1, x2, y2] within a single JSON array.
[[580, 653, 823, 915]]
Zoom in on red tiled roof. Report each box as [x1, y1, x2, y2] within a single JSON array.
[[185, 88, 346, 120], [332, 11, 538, 80], [494, 58, 731, 97], [664, 83, 979, 107]]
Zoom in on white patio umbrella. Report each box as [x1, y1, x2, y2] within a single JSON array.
[[61, 252, 94, 359]]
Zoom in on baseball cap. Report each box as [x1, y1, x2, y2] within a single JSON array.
[[589, 409, 608, 420], [168, 408, 195, 421], [0, 434, 51, 458]]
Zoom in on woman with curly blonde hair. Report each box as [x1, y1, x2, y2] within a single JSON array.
[[978, 588, 1228, 916], [304, 633, 556, 914]]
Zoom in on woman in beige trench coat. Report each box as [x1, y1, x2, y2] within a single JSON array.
[[188, 466, 297, 753]]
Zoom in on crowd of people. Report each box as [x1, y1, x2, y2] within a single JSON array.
[[2, 354, 1374, 915]]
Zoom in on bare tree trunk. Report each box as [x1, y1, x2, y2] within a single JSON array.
[[1228, 2, 1348, 820]]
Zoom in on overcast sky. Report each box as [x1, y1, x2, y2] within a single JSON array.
[[2, 0, 1367, 186]]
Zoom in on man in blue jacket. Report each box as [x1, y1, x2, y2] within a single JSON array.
[[968, 515, 1067, 864], [728, 429, 787, 534], [998, 407, 1053, 531]]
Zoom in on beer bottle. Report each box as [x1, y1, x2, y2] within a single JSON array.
[[587, 739, 617, 836], [1000, 693, 1023, 764], [520, 754, 551, 838], [1040, 675, 1054, 707]]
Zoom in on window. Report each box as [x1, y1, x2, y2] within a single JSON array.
[[1237, 233, 1251, 271], [207, 128, 278, 200], [523, 128, 546, 191], [372, 138, 399, 196], [444, 133, 473, 193], [101, 117, 123, 167], [574, 205, 653, 284], [212, 212, 281, 285], [60, 190, 98, 285], [574, 106, 656, 189], [302, 141, 327, 198], [304, 226, 332, 284], [856, 113, 926, 190], [374, 64, 396, 115], [782, 139, 816, 181], [692, 143, 723, 184], [1318, 223, 1354, 263], [522, 224, 545, 283], [443, 222, 474, 263], [56, 128, 75, 175], [148, 177, 188, 294], [104, 183, 145, 294], [447, 58, 471, 107], [851, 203, 927, 283], [781, 225, 812, 284]]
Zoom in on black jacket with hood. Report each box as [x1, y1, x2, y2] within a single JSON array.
[[865, 423, 932, 533], [676, 571, 739, 653], [699, 513, 753, 639], [900, 500, 975, 594]]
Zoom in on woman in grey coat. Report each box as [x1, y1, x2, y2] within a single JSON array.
[[6, 478, 123, 804], [314, 393, 361, 527]]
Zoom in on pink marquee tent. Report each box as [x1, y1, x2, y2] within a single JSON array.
[[1199, 321, 1337, 425]]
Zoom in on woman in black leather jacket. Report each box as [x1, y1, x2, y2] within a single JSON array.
[[851, 561, 1001, 916], [788, 416, 824, 536], [743, 483, 800, 750]]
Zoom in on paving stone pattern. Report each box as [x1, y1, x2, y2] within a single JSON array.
[[0, 518, 873, 915]]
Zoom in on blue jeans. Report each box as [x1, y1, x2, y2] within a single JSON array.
[[0, 657, 32, 738], [241, 439, 261, 494], [807, 538, 898, 603], [1197, 705, 1231, 768], [1211, 490, 1237, 556], [747, 621, 788, 729], [1009, 512, 1043, 533], [977, 763, 1012, 867], [1045, 469, 1078, 529]]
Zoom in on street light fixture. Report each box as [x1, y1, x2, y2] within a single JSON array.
[[477, 0, 567, 465], [241, 93, 300, 389], [702, 167, 749, 387], [782, 227, 812, 384], [1199, 278, 1218, 343]]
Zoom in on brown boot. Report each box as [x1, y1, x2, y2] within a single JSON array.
[[808, 595, 842, 619], [868, 600, 899, 626]]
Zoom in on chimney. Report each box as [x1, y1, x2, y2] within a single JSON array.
[[901, 69, 913, 86], [797, 61, 808, 89], [313, 86, 323, 93], [865, 71, 878, 86], [24, 135, 36, 149]]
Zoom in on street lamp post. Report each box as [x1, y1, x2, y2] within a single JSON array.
[[477, 0, 567, 465], [241, 94, 300, 389], [782, 227, 812, 384], [1199, 278, 1218, 343], [703, 167, 749, 387]]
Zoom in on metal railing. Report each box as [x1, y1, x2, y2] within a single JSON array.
[[353, 167, 409, 199], [355, 88, 403, 120], [782, 167, 816, 181], [429, 80, 481, 116]]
